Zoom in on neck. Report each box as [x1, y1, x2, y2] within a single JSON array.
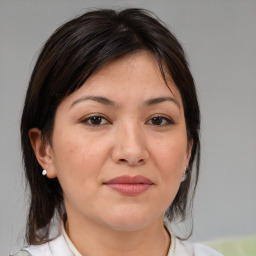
[[65, 216, 170, 256]]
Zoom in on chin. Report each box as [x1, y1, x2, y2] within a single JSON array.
[[106, 220, 151, 232], [102, 210, 161, 232]]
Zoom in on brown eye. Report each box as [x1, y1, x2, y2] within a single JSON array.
[[152, 117, 163, 125], [90, 116, 103, 125], [82, 115, 109, 126], [147, 116, 173, 126]]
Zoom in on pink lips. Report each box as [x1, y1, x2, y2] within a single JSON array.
[[103, 175, 153, 195]]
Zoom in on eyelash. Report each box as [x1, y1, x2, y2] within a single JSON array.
[[81, 115, 174, 127], [81, 115, 110, 126], [147, 116, 174, 126]]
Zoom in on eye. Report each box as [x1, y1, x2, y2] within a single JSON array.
[[81, 115, 109, 126], [147, 116, 173, 126]]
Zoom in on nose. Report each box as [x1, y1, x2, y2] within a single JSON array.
[[111, 123, 149, 166]]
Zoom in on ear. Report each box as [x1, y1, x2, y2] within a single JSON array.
[[184, 139, 193, 169], [28, 128, 57, 179]]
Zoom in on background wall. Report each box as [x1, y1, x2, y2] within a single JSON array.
[[1, 0, 255, 254]]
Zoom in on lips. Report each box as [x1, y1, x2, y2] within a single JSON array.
[[103, 175, 153, 195]]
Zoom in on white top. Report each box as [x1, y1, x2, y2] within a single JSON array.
[[13, 222, 223, 256]]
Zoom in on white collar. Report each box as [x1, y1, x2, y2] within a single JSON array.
[[61, 221, 83, 256], [165, 221, 176, 256], [61, 220, 176, 256]]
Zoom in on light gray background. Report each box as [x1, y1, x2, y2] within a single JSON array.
[[1, 0, 256, 255]]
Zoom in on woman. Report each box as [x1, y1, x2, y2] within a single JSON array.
[[15, 8, 222, 256]]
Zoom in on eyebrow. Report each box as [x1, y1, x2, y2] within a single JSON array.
[[144, 97, 180, 109], [70, 96, 180, 109], [70, 96, 115, 109]]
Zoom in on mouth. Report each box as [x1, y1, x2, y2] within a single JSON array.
[[103, 175, 154, 196]]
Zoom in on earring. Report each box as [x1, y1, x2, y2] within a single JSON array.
[[181, 168, 188, 182], [42, 169, 47, 176]]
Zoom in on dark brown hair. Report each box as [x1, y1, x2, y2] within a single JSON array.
[[21, 8, 200, 244]]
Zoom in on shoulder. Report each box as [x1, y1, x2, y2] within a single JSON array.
[[11, 251, 31, 256], [175, 239, 223, 256], [11, 234, 73, 256], [164, 221, 223, 256], [192, 243, 224, 256], [11, 242, 51, 256]]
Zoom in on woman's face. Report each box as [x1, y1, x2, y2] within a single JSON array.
[[46, 51, 191, 231]]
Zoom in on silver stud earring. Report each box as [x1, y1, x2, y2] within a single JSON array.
[[181, 168, 188, 182], [42, 169, 47, 176]]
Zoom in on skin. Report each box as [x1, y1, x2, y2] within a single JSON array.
[[30, 51, 192, 256]]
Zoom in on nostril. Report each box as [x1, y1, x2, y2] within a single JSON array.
[[118, 158, 145, 165]]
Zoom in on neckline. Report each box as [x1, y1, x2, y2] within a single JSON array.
[[61, 221, 83, 256], [61, 220, 176, 256]]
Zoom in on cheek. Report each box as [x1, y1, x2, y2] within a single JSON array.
[[159, 142, 187, 196], [151, 136, 188, 176], [150, 134, 187, 202], [52, 133, 107, 188]]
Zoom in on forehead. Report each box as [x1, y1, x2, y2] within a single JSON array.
[[62, 51, 183, 109]]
